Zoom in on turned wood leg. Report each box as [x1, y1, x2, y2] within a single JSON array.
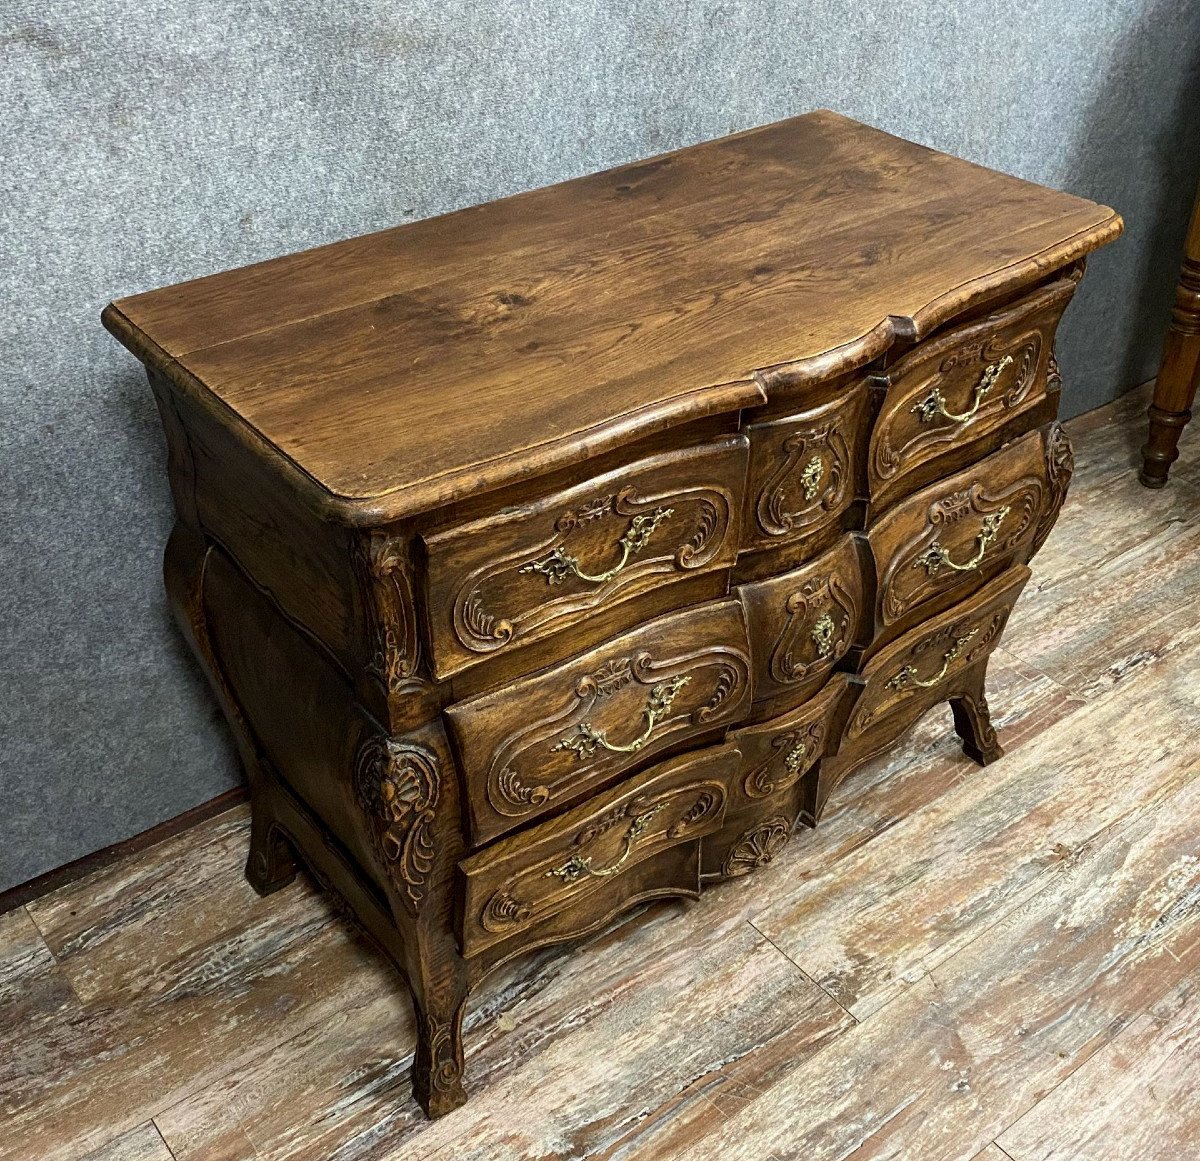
[[949, 661, 1003, 766], [1141, 187, 1200, 487]]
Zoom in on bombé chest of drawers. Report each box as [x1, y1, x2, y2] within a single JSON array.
[[104, 111, 1121, 1118]]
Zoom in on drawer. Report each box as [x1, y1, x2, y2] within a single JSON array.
[[422, 437, 747, 680], [728, 673, 855, 806], [737, 535, 866, 718], [868, 278, 1075, 508], [444, 598, 753, 844], [867, 426, 1064, 637], [457, 745, 739, 960], [844, 565, 1030, 752], [741, 385, 868, 554], [702, 675, 855, 879]]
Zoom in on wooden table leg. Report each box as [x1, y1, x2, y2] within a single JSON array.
[[1141, 186, 1200, 487]]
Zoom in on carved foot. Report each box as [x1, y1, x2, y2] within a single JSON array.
[[412, 1004, 467, 1118], [949, 686, 1003, 766], [245, 817, 298, 896]]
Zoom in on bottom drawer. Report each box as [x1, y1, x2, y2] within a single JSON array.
[[815, 565, 1031, 818], [458, 745, 739, 960], [702, 675, 855, 879]]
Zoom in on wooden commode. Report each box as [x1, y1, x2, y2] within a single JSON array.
[[103, 111, 1122, 1118]]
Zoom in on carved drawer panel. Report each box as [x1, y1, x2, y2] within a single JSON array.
[[458, 745, 739, 959], [741, 386, 868, 554], [444, 598, 753, 845], [844, 564, 1030, 754], [737, 535, 866, 718], [727, 673, 854, 806], [869, 278, 1075, 508], [422, 436, 747, 681], [867, 424, 1071, 637]]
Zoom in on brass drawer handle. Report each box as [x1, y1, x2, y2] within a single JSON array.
[[915, 506, 1009, 576], [912, 354, 1014, 426], [886, 628, 979, 690], [552, 674, 691, 759], [546, 802, 666, 882], [520, 507, 674, 585], [810, 612, 840, 658]]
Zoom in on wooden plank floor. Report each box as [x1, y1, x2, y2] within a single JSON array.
[[5, 383, 1200, 1161]]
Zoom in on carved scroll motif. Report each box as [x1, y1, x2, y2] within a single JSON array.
[[880, 476, 1043, 624], [1030, 422, 1074, 556], [847, 609, 1008, 739], [419, 1008, 466, 1102], [873, 330, 1043, 483], [485, 646, 750, 819], [479, 781, 726, 935], [743, 718, 827, 799], [361, 533, 423, 696], [354, 736, 440, 914]]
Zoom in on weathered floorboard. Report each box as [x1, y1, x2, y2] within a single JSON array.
[[622, 750, 1200, 1160], [996, 973, 1200, 1160]]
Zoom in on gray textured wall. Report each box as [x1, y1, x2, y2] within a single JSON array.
[[3, 0, 1199, 891]]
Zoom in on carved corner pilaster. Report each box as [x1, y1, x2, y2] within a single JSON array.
[[356, 531, 435, 723], [354, 734, 441, 916], [1029, 422, 1074, 556]]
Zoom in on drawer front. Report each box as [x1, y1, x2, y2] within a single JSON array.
[[741, 386, 867, 554], [458, 746, 739, 959], [702, 675, 854, 879], [738, 535, 866, 717], [445, 599, 752, 844], [867, 427, 1063, 632], [728, 673, 853, 808], [869, 279, 1075, 506], [845, 565, 1030, 748], [423, 437, 747, 680]]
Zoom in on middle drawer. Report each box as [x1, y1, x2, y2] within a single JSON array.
[[445, 598, 753, 844]]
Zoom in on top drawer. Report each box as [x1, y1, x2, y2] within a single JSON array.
[[422, 437, 747, 681], [868, 278, 1075, 508], [741, 386, 868, 555]]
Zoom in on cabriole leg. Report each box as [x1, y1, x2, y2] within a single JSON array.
[[244, 803, 298, 896], [949, 661, 1003, 766]]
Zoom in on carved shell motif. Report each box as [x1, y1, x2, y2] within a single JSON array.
[[354, 736, 440, 914], [721, 817, 792, 878]]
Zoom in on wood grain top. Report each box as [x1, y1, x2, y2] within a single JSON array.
[[103, 110, 1121, 523]]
